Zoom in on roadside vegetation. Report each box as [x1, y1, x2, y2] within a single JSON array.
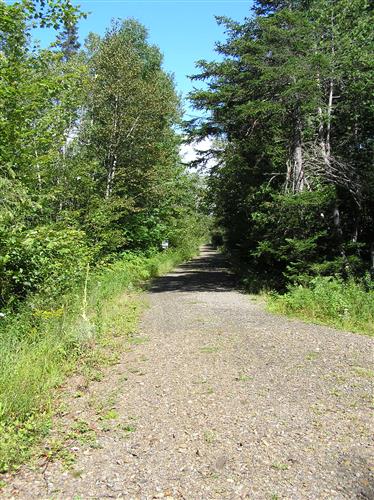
[[0, 1, 208, 472], [0, 242, 202, 473], [268, 276, 374, 336], [189, 0, 373, 335]]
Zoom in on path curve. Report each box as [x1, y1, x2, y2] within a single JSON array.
[[4, 246, 374, 499]]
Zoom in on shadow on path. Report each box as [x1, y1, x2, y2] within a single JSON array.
[[150, 245, 237, 294]]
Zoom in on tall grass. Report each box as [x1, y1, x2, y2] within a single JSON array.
[[0, 241, 201, 472], [268, 275, 374, 336]]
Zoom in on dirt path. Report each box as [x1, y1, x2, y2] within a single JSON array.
[[4, 246, 374, 499]]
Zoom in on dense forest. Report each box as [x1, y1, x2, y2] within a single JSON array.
[[190, 0, 373, 292]]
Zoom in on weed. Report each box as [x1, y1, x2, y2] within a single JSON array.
[[71, 420, 91, 434], [353, 366, 374, 378], [306, 351, 319, 361], [67, 420, 98, 448], [100, 409, 119, 420], [86, 369, 104, 382], [235, 373, 252, 382], [271, 462, 289, 471], [204, 430, 216, 444], [120, 424, 136, 433], [209, 472, 220, 480], [43, 440, 76, 469], [200, 346, 219, 354], [0, 414, 50, 473], [99, 423, 112, 432]]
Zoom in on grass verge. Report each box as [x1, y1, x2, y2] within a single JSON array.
[[0, 242, 201, 473], [268, 276, 374, 337]]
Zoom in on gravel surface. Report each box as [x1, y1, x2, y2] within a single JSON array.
[[3, 245, 374, 499]]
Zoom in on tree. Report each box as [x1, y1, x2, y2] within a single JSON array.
[[75, 19, 183, 253], [0, 4, 205, 307], [189, 0, 373, 287], [56, 20, 81, 60]]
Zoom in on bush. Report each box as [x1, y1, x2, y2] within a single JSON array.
[[268, 275, 374, 336], [0, 226, 91, 307]]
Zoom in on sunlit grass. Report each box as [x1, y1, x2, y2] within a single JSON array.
[[268, 276, 374, 337]]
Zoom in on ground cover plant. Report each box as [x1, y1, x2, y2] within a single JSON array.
[[268, 275, 374, 336]]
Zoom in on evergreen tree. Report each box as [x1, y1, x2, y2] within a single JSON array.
[[56, 20, 81, 60], [189, 0, 374, 288]]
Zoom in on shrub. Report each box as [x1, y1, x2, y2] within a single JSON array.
[[0, 226, 91, 307], [268, 275, 374, 336]]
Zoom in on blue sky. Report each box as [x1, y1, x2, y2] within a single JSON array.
[[75, 0, 253, 116], [27, 0, 254, 117]]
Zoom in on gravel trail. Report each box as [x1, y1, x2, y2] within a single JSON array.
[[3, 245, 374, 499]]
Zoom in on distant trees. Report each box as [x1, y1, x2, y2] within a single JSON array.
[[189, 0, 373, 289]]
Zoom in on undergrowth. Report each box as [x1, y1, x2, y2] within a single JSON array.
[[0, 241, 201, 473], [268, 275, 374, 337]]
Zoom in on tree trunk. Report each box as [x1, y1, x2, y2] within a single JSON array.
[[292, 111, 304, 193], [105, 155, 117, 199], [325, 78, 333, 159], [105, 95, 119, 199]]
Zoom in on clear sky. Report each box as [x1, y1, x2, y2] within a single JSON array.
[[28, 0, 254, 118], [75, 0, 253, 116]]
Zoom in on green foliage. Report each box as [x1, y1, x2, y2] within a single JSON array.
[[269, 276, 374, 336], [1, 226, 91, 307], [0, 9, 206, 307], [241, 186, 365, 289]]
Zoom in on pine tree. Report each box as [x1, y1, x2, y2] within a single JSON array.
[[57, 21, 81, 61]]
